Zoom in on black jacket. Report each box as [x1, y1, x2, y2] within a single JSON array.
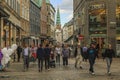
[[44, 48, 51, 57], [37, 48, 44, 59], [104, 48, 115, 58]]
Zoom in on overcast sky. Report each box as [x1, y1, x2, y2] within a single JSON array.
[[50, 0, 73, 27]]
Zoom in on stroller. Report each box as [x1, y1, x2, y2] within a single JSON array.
[[50, 51, 55, 68], [29, 53, 37, 62]]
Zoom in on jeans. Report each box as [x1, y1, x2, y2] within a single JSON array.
[[106, 57, 112, 73], [17, 53, 21, 62], [23, 56, 29, 70], [56, 54, 60, 65], [38, 58, 43, 71], [63, 57, 68, 66], [89, 54, 95, 73], [45, 56, 50, 69]]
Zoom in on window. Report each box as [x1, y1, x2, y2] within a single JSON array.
[[17, 1, 19, 14], [8, 0, 10, 5], [10, 0, 13, 7]]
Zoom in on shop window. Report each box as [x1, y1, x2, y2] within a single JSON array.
[[89, 2, 107, 34], [116, 4, 120, 27]]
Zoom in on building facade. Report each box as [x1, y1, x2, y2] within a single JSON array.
[[62, 24, 68, 43], [40, 0, 48, 46], [0, 0, 21, 47], [29, 0, 40, 46], [20, 0, 30, 46], [46, 1, 56, 44], [73, 0, 120, 54], [63, 19, 74, 45]]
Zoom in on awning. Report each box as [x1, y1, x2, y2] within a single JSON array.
[[16, 25, 24, 31], [22, 36, 31, 39], [40, 35, 47, 39], [64, 35, 74, 42], [90, 34, 107, 38], [0, 6, 9, 17]]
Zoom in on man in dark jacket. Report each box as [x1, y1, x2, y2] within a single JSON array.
[[17, 46, 22, 62], [44, 44, 51, 70], [87, 43, 97, 75], [104, 44, 115, 75], [37, 44, 44, 72]]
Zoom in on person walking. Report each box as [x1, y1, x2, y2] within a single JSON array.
[[82, 45, 88, 62], [55, 45, 61, 66], [22, 44, 30, 71], [87, 43, 97, 75], [36, 44, 44, 72], [62, 44, 69, 66], [44, 44, 51, 70], [17, 46, 22, 62], [74, 44, 83, 69], [31, 45, 37, 62], [104, 44, 115, 75]]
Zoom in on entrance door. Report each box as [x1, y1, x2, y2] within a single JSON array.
[[91, 37, 105, 55]]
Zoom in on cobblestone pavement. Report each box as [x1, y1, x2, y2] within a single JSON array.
[[0, 58, 120, 80]]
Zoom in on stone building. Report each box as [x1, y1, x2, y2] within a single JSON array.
[[20, 0, 30, 46], [73, 0, 120, 53], [29, 0, 40, 46], [0, 0, 21, 47], [63, 19, 74, 45], [46, 0, 56, 44]]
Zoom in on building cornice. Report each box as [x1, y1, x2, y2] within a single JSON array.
[[1, 1, 21, 20]]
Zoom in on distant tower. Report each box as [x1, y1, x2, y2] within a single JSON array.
[[56, 8, 61, 30], [55, 7, 62, 43]]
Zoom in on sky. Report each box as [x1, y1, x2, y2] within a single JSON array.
[[50, 0, 73, 27]]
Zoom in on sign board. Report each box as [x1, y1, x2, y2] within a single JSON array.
[[79, 35, 84, 40]]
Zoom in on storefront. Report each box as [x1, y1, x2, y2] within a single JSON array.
[[0, 6, 9, 47]]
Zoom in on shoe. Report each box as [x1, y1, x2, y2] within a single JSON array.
[[92, 72, 95, 75], [48, 69, 50, 71], [80, 66, 83, 69], [108, 72, 111, 75], [89, 71, 92, 74], [75, 65, 77, 68]]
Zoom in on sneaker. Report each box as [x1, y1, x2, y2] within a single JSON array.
[[108, 72, 111, 75], [38, 69, 41, 72], [47, 69, 50, 71], [92, 72, 95, 75], [89, 71, 92, 74], [109, 72, 111, 74], [80, 66, 83, 69]]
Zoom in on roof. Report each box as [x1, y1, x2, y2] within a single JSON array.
[[56, 8, 61, 25], [31, 0, 50, 7]]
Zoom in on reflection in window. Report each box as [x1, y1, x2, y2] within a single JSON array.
[[116, 4, 120, 27], [89, 3, 106, 34]]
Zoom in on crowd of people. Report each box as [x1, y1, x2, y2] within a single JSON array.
[[0, 43, 115, 75], [21, 44, 70, 72]]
